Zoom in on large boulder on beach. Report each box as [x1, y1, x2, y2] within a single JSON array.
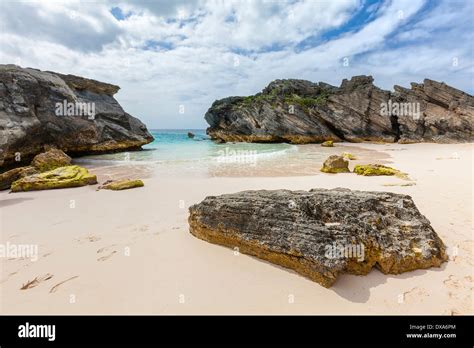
[[188, 188, 448, 287], [10, 165, 97, 192], [0, 64, 154, 167], [204, 76, 473, 144]]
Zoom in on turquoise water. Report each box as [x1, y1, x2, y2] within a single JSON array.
[[75, 129, 373, 177]]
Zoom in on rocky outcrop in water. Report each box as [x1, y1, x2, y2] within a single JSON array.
[[189, 188, 448, 287], [0, 65, 154, 167], [205, 76, 473, 144]]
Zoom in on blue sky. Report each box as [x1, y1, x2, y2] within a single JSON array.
[[0, 0, 472, 129]]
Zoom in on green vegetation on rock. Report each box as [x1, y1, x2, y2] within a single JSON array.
[[354, 164, 408, 179], [342, 152, 357, 160], [284, 92, 329, 108], [320, 155, 350, 174], [321, 140, 334, 147], [98, 179, 144, 191], [31, 148, 71, 172], [10, 165, 97, 192]]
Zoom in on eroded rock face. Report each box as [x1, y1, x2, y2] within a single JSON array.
[[0, 65, 154, 167], [188, 189, 448, 287], [205, 76, 473, 144]]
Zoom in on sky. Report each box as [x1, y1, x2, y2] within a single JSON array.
[[0, 0, 472, 129]]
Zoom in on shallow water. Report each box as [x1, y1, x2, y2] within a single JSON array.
[[74, 129, 390, 179]]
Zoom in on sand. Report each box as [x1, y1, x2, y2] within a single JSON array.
[[0, 142, 472, 314]]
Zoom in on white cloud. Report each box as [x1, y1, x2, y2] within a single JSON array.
[[0, 0, 472, 128]]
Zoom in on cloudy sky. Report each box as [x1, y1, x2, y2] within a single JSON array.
[[0, 0, 472, 129]]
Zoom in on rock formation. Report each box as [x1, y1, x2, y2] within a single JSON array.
[[98, 179, 144, 190], [189, 188, 448, 287], [320, 155, 350, 173], [205, 76, 473, 144], [31, 148, 71, 172], [0, 65, 154, 167], [10, 165, 97, 192]]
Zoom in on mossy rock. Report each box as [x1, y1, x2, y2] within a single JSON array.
[[98, 179, 144, 191], [354, 164, 407, 179], [321, 140, 334, 147], [342, 152, 356, 160], [320, 155, 350, 174], [10, 165, 97, 192], [31, 148, 71, 172]]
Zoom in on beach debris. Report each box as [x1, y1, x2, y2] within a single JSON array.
[[342, 152, 357, 160], [20, 273, 53, 290], [320, 155, 350, 174], [98, 179, 144, 191], [189, 188, 448, 287], [49, 276, 79, 293], [354, 164, 408, 179], [31, 148, 71, 172], [10, 165, 97, 192], [321, 140, 334, 147]]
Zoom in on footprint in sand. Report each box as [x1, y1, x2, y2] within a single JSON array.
[[75, 235, 101, 244], [96, 244, 117, 254], [443, 275, 463, 290], [49, 276, 79, 293], [97, 251, 117, 262], [402, 287, 429, 304], [20, 273, 53, 290]]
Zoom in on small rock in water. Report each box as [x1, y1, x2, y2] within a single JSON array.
[[188, 132, 195, 139]]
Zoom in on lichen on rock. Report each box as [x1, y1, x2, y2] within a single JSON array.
[[10, 165, 97, 192], [98, 179, 144, 191], [321, 140, 334, 147], [342, 152, 357, 160], [354, 164, 408, 179], [31, 148, 71, 172], [320, 155, 350, 174]]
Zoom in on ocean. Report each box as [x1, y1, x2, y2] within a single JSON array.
[[74, 129, 370, 178]]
